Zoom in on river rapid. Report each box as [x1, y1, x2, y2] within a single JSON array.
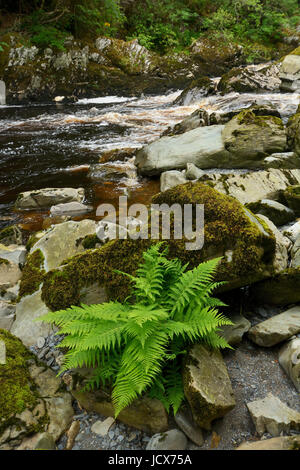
[[0, 88, 299, 233]]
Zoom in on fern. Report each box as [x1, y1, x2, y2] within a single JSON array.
[[38, 243, 232, 416]]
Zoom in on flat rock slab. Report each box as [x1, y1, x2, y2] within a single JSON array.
[[279, 337, 300, 392], [146, 429, 187, 451], [174, 408, 203, 446], [183, 344, 236, 430], [50, 202, 92, 217], [236, 435, 300, 450], [91, 417, 115, 436], [15, 187, 85, 210], [248, 306, 300, 347], [247, 393, 300, 437]]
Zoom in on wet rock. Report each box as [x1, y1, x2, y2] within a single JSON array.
[[146, 429, 187, 451], [280, 49, 300, 92], [160, 170, 187, 192], [162, 109, 209, 137], [15, 187, 85, 210], [248, 306, 300, 347], [50, 202, 92, 217], [174, 407, 204, 446], [174, 77, 214, 106], [246, 200, 295, 227], [218, 314, 251, 345], [183, 344, 235, 430], [91, 417, 115, 436], [0, 244, 27, 266], [279, 337, 300, 392], [99, 148, 138, 164], [236, 435, 300, 450], [88, 164, 135, 182], [247, 393, 300, 437], [218, 63, 280, 94]]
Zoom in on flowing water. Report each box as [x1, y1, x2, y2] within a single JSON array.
[[0, 88, 299, 233]]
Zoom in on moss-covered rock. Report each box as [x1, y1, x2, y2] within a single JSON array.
[[0, 226, 22, 246], [217, 63, 280, 94], [282, 185, 300, 215], [286, 113, 300, 155], [250, 267, 300, 306], [41, 183, 278, 311], [18, 249, 45, 300]]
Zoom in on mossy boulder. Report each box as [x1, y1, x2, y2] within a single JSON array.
[[40, 183, 279, 311], [0, 329, 73, 449], [286, 113, 300, 155], [250, 267, 300, 306], [0, 226, 23, 246], [246, 199, 295, 226], [282, 185, 300, 215]]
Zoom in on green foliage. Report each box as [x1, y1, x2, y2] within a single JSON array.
[[38, 243, 232, 416], [30, 25, 68, 50], [0, 41, 8, 52]]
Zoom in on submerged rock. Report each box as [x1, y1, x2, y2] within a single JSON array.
[[183, 344, 236, 430], [15, 188, 85, 210]]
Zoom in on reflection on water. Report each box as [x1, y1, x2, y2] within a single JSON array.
[[0, 88, 299, 232]]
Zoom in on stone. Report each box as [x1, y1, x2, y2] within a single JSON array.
[[0, 244, 27, 266], [0, 283, 19, 302], [174, 407, 204, 446], [248, 306, 300, 347], [250, 267, 300, 305], [246, 200, 295, 227], [146, 429, 187, 451], [201, 169, 300, 205], [282, 185, 300, 215], [255, 215, 290, 273], [0, 259, 22, 289], [91, 417, 115, 436], [280, 52, 300, 92], [279, 337, 300, 392], [183, 344, 235, 430], [50, 202, 92, 217], [0, 300, 16, 331], [282, 220, 300, 243], [218, 63, 280, 94], [218, 314, 251, 345], [185, 163, 205, 181], [160, 170, 187, 192], [34, 433, 56, 450], [264, 152, 300, 169], [174, 77, 214, 105], [45, 394, 74, 441], [15, 187, 85, 210], [88, 163, 136, 182], [236, 436, 300, 450], [0, 339, 6, 364], [0, 80, 5, 105], [291, 234, 300, 267], [0, 225, 23, 246], [162, 109, 209, 137], [37, 336, 46, 349], [247, 393, 300, 437]]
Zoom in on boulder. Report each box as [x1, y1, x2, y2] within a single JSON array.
[[286, 112, 300, 155], [279, 49, 300, 92], [248, 306, 300, 347], [99, 147, 137, 164], [146, 429, 187, 451], [236, 435, 300, 450], [0, 244, 27, 266], [282, 185, 300, 215], [0, 330, 73, 450], [246, 200, 295, 227], [247, 393, 300, 437], [160, 170, 187, 192], [218, 313, 251, 345], [250, 268, 300, 306], [50, 202, 92, 217], [15, 187, 85, 210], [281, 220, 300, 243], [201, 169, 300, 205], [279, 337, 300, 392], [218, 63, 280, 94], [185, 163, 205, 181], [183, 344, 235, 430], [0, 225, 23, 246], [255, 215, 290, 273], [263, 152, 300, 169], [162, 109, 209, 137], [173, 77, 214, 106]]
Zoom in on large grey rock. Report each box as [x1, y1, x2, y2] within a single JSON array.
[[279, 337, 300, 392], [218, 314, 251, 345], [280, 54, 300, 92], [146, 429, 187, 451], [248, 306, 300, 347], [246, 199, 295, 227], [218, 63, 280, 94], [0, 244, 27, 266], [282, 220, 300, 243], [50, 202, 92, 217], [15, 187, 85, 210], [160, 170, 187, 192], [174, 407, 204, 446], [202, 169, 300, 205], [264, 152, 300, 169], [183, 344, 235, 430], [247, 393, 300, 437]]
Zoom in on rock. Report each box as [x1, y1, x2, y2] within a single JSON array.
[[91, 417, 115, 436], [136, 110, 287, 175], [34, 432, 56, 450], [250, 268, 300, 306], [280, 49, 300, 92], [99, 147, 137, 164], [264, 152, 300, 169], [71, 369, 168, 434], [0, 259, 22, 289], [282, 185, 300, 215], [0, 225, 23, 246], [236, 435, 300, 450], [162, 109, 209, 137], [286, 112, 300, 155], [36, 336, 45, 349], [50, 202, 92, 217], [66, 420, 80, 450], [246, 200, 295, 227], [282, 220, 300, 243], [0, 283, 19, 302], [0, 80, 5, 105], [247, 393, 300, 437], [15, 187, 85, 210], [146, 429, 187, 451], [248, 306, 300, 347], [202, 169, 300, 205], [0, 300, 15, 331], [218, 63, 280, 94], [218, 314, 251, 345], [160, 170, 187, 192], [0, 244, 27, 266], [174, 77, 214, 105], [209, 103, 282, 126], [291, 234, 300, 267], [185, 163, 205, 181], [279, 337, 300, 392], [174, 407, 204, 446], [183, 344, 235, 430], [88, 164, 135, 182]]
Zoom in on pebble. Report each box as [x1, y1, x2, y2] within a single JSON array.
[[108, 431, 115, 440], [36, 336, 45, 349]]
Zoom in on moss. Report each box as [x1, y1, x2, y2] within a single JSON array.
[[283, 185, 300, 215], [0, 226, 14, 241], [81, 234, 100, 250], [235, 109, 284, 129], [41, 183, 276, 311], [18, 249, 45, 299], [0, 258, 9, 266], [0, 329, 39, 435], [26, 233, 41, 252]]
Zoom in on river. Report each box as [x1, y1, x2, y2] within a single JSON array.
[[0, 88, 299, 233]]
